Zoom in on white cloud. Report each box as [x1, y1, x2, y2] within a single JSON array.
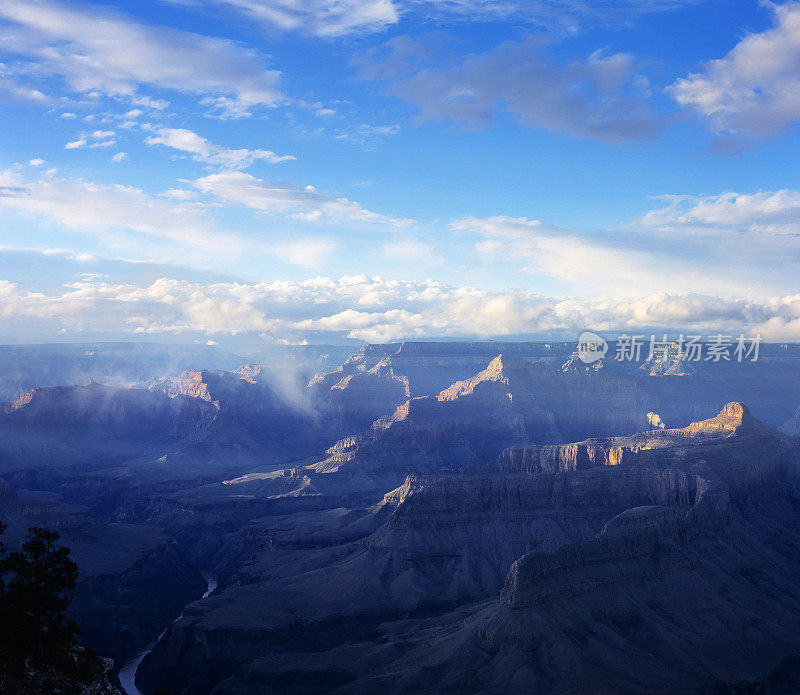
[[410, 0, 701, 33], [458, 215, 690, 294], [0, 171, 346, 269], [146, 128, 295, 168], [334, 123, 401, 144], [110, 152, 128, 162], [0, 245, 98, 263], [2, 274, 800, 343], [163, 189, 198, 200], [130, 96, 169, 110], [384, 38, 663, 142], [65, 137, 116, 149], [669, 1, 800, 136], [28, 158, 44, 166], [0, 74, 48, 103], [65, 129, 118, 150], [193, 170, 413, 225], [0, 0, 283, 117]]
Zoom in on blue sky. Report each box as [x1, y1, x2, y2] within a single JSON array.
[[0, 0, 799, 346]]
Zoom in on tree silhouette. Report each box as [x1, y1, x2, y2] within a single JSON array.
[[0, 522, 104, 688]]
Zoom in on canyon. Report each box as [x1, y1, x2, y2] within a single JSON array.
[[1, 341, 800, 693]]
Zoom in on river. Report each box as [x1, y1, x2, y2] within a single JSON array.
[[118, 575, 218, 695]]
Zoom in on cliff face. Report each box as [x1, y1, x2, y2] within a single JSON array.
[[6, 380, 216, 431], [491, 404, 781, 616], [308, 343, 575, 437], [497, 442, 627, 473]]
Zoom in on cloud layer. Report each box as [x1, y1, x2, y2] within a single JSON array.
[[456, 197, 800, 299], [2, 274, 800, 344]]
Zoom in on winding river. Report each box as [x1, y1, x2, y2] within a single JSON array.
[[118, 575, 218, 695]]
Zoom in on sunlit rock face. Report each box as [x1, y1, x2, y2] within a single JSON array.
[[307, 356, 566, 502]]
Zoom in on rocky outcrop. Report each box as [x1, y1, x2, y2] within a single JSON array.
[[0, 371, 333, 487], [497, 442, 627, 473]]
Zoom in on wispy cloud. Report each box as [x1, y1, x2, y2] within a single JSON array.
[[178, 0, 398, 37], [411, 0, 702, 34], [146, 128, 295, 168], [640, 190, 800, 235], [455, 189, 800, 298], [65, 130, 117, 150], [193, 170, 414, 225], [0, 169, 222, 251], [0, 0, 283, 117], [0, 170, 350, 269]]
